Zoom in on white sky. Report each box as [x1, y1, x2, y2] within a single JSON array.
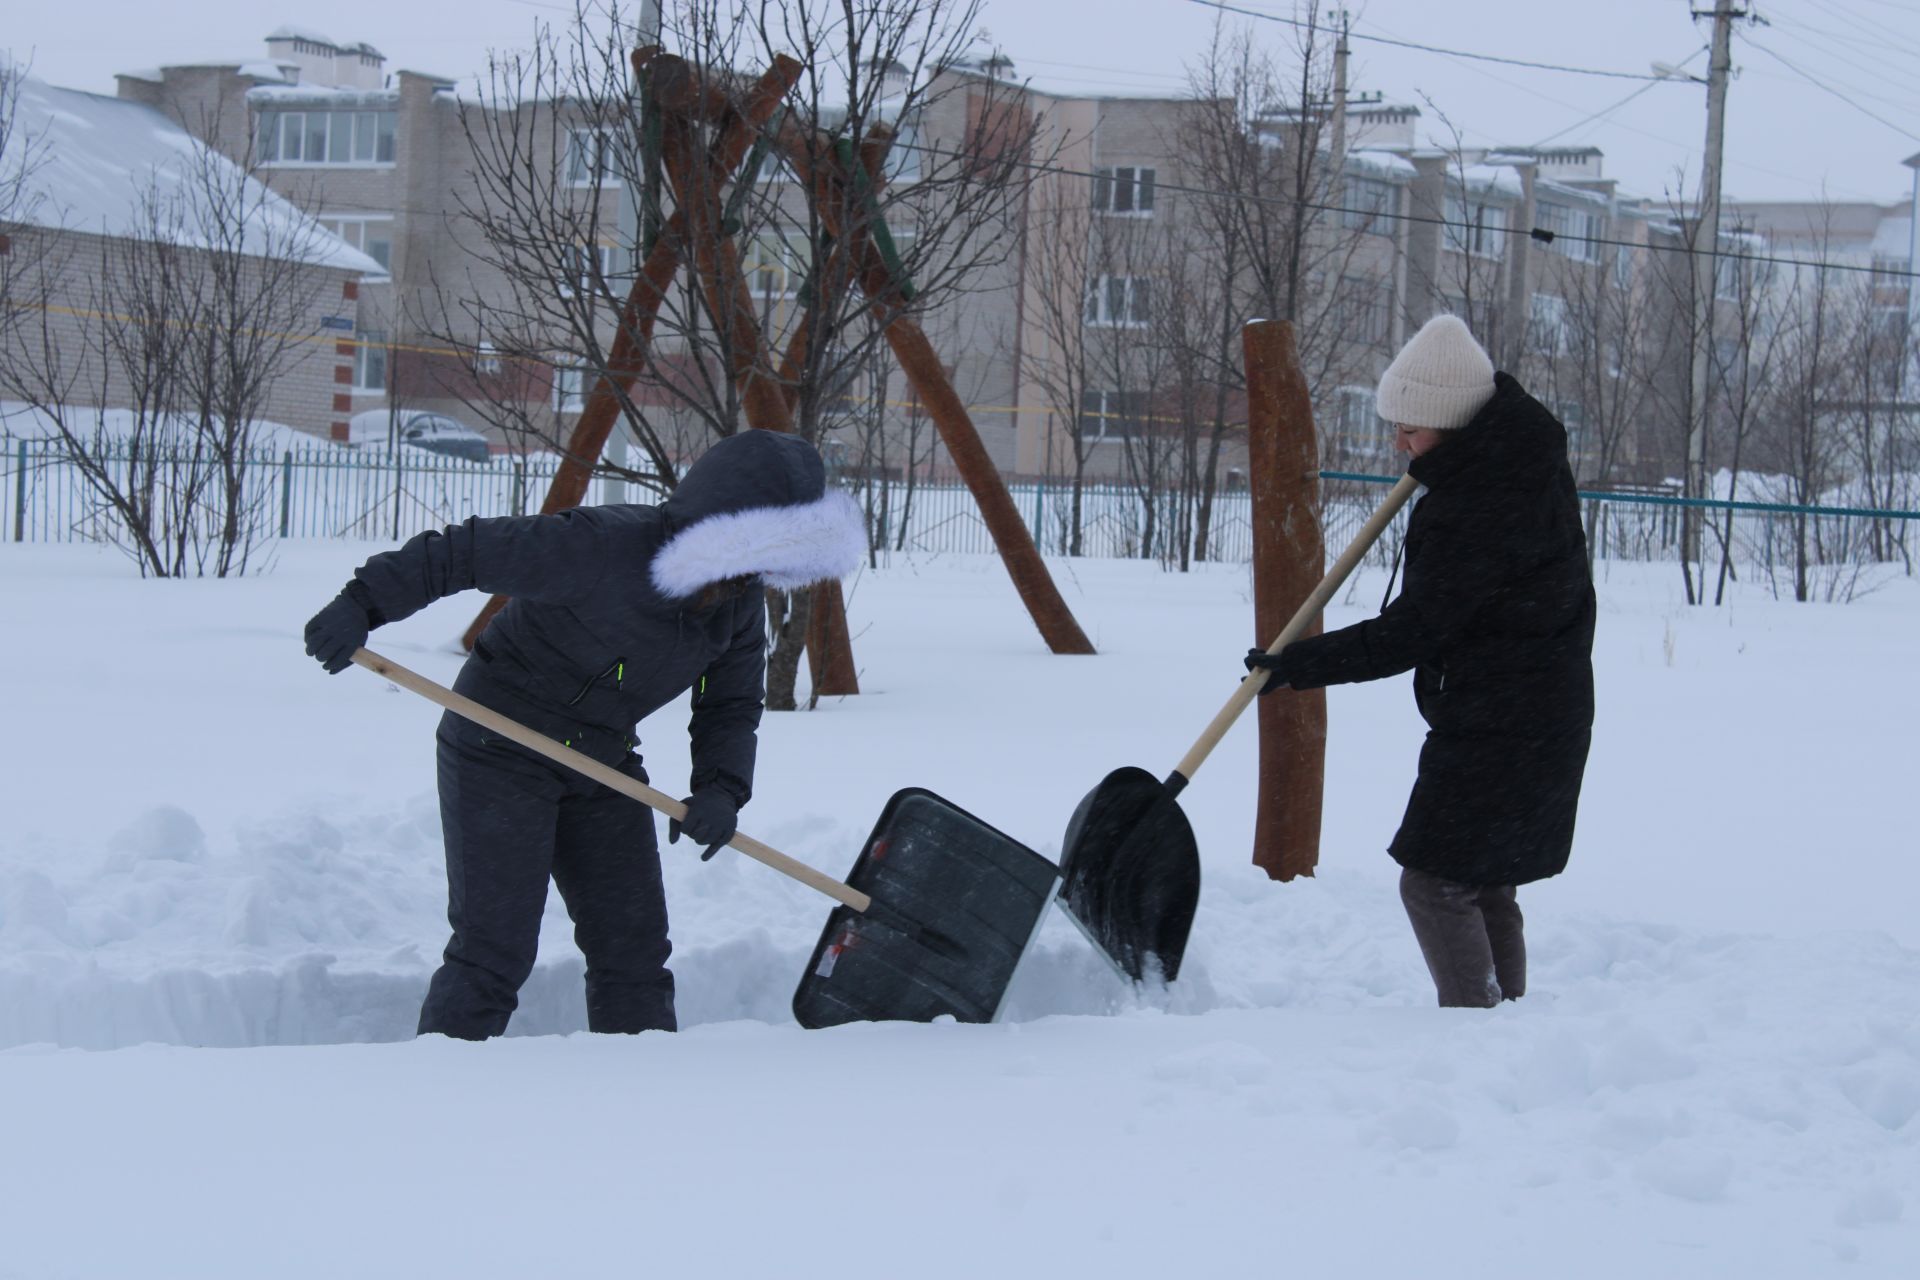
[[8, 0, 1920, 204]]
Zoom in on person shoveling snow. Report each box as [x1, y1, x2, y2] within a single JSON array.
[[302, 429, 865, 1039]]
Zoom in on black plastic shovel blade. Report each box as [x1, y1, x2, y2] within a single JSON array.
[[792, 789, 1061, 1029], [1057, 766, 1201, 984]]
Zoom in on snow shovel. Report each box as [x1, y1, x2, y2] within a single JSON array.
[[1058, 473, 1422, 983], [350, 648, 1058, 1026]]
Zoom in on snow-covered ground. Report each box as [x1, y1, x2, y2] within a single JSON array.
[[2, 539, 1915, 1277]]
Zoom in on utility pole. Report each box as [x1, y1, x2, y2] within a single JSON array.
[[1683, 0, 1741, 601], [1330, 9, 1350, 163]]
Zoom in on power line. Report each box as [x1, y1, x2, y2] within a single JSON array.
[[1739, 34, 1920, 145], [256, 135, 1920, 284], [1183, 0, 1673, 81], [1526, 51, 1693, 149], [1767, 11, 1920, 102], [890, 135, 1920, 282]]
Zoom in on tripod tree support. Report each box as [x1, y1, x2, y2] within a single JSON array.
[[780, 124, 1095, 657], [460, 51, 806, 653]]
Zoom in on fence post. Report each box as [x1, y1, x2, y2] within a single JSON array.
[[14, 440, 26, 543], [279, 450, 294, 538]]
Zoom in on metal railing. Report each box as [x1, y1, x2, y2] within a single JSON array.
[[3, 440, 1913, 595]]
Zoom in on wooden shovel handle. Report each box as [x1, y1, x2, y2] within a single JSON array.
[[1172, 473, 1421, 783], [350, 649, 872, 912]]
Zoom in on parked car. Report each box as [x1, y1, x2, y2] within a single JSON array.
[[348, 410, 493, 463]]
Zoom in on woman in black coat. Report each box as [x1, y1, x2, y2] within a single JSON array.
[[303, 430, 866, 1038], [1248, 315, 1595, 1007]]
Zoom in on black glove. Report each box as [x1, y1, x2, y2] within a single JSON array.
[[304, 582, 380, 675], [670, 788, 740, 861], [1244, 646, 1296, 696]]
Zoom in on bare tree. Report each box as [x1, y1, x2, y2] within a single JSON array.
[[1700, 248, 1788, 601], [1406, 97, 1511, 364], [1837, 254, 1914, 571], [1017, 160, 1100, 554], [2, 193, 213, 576], [419, 0, 1047, 704], [174, 99, 334, 576], [1175, 7, 1370, 562], [1754, 238, 1847, 602], [1, 88, 334, 578], [0, 58, 50, 364]]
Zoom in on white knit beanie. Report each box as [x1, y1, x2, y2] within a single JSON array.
[[1375, 314, 1496, 430]]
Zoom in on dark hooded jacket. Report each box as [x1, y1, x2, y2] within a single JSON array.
[[347, 430, 862, 806], [1275, 373, 1596, 885]]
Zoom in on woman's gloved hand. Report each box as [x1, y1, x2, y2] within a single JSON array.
[[1243, 647, 1298, 696], [670, 788, 740, 860]]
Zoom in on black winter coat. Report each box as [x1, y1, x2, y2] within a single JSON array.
[[348, 431, 855, 806], [1276, 373, 1596, 885]]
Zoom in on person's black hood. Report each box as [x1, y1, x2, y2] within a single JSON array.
[[650, 429, 866, 598], [1408, 372, 1570, 493], [661, 429, 826, 529]]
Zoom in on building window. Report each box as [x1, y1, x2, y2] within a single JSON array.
[[565, 243, 619, 296], [886, 119, 922, 186], [1084, 274, 1152, 328], [1092, 166, 1156, 216], [1871, 254, 1910, 309], [1332, 385, 1383, 452], [1443, 194, 1507, 260], [1336, 275, 1392, 347], [744, 236, 803, 302], [352, 331, 387, 392], [1077, 389, 1144, 440], [1713, 253, 1744, 302], [1343, 177, 1397, 233], [552, 362, 589, 413], [1527, 292, 1571, 355], [1537, 200, 1602, 262], [1613, 244, 1634, 290], [476, 342, 502, 376], [318, 216, 394, 274], [257, 109, 396, 166], [565, 128, 621, 187]]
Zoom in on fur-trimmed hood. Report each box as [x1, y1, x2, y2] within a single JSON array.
[[650, 430, 867, 597]]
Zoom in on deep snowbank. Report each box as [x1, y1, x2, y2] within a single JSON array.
[[2, 541, 1916, 1276]]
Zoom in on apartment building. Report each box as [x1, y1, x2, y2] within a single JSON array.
[[108, 28, 1709, 487]]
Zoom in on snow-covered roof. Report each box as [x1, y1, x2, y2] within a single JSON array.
[[114, 56, 295, 81], [247, 84, 399, 108], [3, 78, 384, 275], [1870, 214, 1912, 260], [267, 25, 340, 46], [1346, 148, 1417, 180], [1454, 163, 1524, 200], [1535, 178, 1611, 210]]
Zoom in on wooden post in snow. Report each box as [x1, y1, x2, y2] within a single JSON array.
[[1244, 319, 1327, 881]]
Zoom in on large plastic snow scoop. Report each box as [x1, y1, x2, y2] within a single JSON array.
[[1058, 473, 1421, 983], [351, 649, 1057, 1026], [792, 788, 1060, 1028]]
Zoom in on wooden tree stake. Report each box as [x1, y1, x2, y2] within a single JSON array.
[[1245, 320, 1328, 881]]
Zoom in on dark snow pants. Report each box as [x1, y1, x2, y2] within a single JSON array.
[[419, 715, 675, 1040], [1399, 866, 1525, 1008]]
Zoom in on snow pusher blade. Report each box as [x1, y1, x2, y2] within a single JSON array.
[[793, 789, 1060, 1028], [1057, 766, 1201, 983], [1057, 474, 1423, 985]]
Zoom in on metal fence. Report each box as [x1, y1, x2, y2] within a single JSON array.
[[3, 439, 1914, 596]]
